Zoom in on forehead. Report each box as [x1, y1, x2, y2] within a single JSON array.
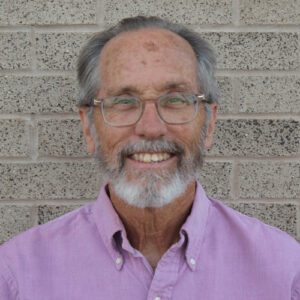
[[98, 28, 198, 94]]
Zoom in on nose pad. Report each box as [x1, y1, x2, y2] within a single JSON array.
[[134, 102, 168, 138]]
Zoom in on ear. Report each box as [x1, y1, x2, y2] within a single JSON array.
[[78, 107, 96, 153], [205, 103, 218, 150]]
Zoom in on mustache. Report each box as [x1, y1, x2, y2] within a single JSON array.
[[117, 139, 185, 169]]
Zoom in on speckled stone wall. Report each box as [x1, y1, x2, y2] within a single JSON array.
[[0, 0, 299, 244]]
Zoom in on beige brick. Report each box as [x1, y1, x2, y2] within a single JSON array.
[[38, 120, 88, 157], [201, 32, 299, 70], [227, 202, 297, 238], [240, 0, 299, 24], [38, 204, 83, 224], [239, 162, 300, 199], [104, 0, 232, 25], [0, 0, 97, 25], [36, 33, 93, 70], [0, 120, 29, 157], [198, 162, 233, 199], [239, 76, 300, 113], [0, 76, 78, 113], [0, 33, 32, 70], [216, 77, 234, 113], [208, 119, 300, 157], [0, 162, 104, 200], [0, 206, 35, 244]]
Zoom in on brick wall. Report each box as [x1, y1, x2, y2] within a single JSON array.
[[0, 0, 299, 244]]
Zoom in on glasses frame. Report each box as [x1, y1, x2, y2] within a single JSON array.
[[93, 93, 209, 127]]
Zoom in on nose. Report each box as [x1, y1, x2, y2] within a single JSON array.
[[134, 102, 168, 139]]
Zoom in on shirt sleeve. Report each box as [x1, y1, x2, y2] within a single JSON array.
[[292, 270, 300, 300], [0, 256, 19, 300]]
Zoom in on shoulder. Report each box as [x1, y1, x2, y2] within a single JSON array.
[[0, 202, 95, 262], [207, 197, 300, 259]]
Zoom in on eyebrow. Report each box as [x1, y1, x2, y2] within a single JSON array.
[[106, 82, 192, 96]]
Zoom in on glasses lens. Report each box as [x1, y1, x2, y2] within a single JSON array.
[[158, 93, 197, 124], [102, 96, 141, 126]]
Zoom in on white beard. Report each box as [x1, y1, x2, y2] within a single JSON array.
[[94, 138, 205, 208]]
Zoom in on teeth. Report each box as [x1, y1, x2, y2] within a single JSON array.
[[131, 152, 171, 163]]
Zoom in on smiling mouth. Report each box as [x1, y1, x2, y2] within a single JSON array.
[[130, 152, 172, 163]]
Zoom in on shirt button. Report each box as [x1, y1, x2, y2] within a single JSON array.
[[190, 258, 196, 265], [154, 297, 161, 300], [116, 257, 122, 265]]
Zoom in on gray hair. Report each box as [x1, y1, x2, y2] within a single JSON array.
[[77, 16, 218, 110]]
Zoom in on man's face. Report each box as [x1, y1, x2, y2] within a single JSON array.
[[80, 28, 217, 207]]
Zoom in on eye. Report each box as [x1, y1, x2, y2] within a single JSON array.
[[104, 96, 140, 111], [160, 95, 190, 108]]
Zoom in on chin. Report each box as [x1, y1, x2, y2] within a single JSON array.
[[110, 168, 195, 208]]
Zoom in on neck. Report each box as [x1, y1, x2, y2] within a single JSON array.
[[109, 181, 196, 269]]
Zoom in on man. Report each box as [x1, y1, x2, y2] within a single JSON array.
[[0, 16, 299, 299]]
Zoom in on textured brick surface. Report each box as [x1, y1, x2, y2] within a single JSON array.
[[240, 0, 300, 24], [0, 162, 103, 200], [0, 76, 78, 113], [0, 120, 29, 157], [197, 162, 233, 199], [104, 0, 232, 25], [239, 162, 300, 199], [209, 119, 300, 157], [239, 76, 300, 113], [201, 32, 299, 70], [0, 0, 97, 25], [0, 206, 35, 244], [38, 204, 83, 225], [36, 33, 93, 70], [38, 119, 88, 157], [0, 33, 32, 70], [227, 202, 297, 237], [216, 77, 234, 113]]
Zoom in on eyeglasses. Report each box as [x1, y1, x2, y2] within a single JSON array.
[[93, 92, 209, 127]]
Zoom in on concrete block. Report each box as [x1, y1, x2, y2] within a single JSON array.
[[198, 162, 233, 199], [38, 204, 83, 224], [0, 76, 78, 113], [216, 76, 234, 113], [36, 33, 93, 70], [208, 119, 300, 157], [239, 76, 300, 113], [0, 33, 32, 70], [0, 162, 104, 200], [226, 202, 297, 238], [0, 206, 35, 244], [0, 120, 29, 157], [0, 0, 97, 25], [38, 119, 88, 157], [240, 0, 299, 24], [104, 0, 232, 25], [201, 32, 298, 70], [239, 162, 300, 199]]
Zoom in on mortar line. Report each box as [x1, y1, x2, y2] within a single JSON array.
[[217, 113, 300, 120], [1, 24, 299, 32], [0, 157, 94, 163], [191, 25, 300, 32], [232, 0, 240, 26], [205, 156, 300, 162], [215, 70, 300, 76], [97, 0, 105, 27], [0, 199, 95, 205]]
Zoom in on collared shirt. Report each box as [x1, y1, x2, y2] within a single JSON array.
[[0, 183, 299, 300]]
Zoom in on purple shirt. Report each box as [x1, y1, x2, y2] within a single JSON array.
[[1, 183, 299, 299]]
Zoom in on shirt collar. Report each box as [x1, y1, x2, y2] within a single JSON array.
[[92, 181, 211, 271]]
